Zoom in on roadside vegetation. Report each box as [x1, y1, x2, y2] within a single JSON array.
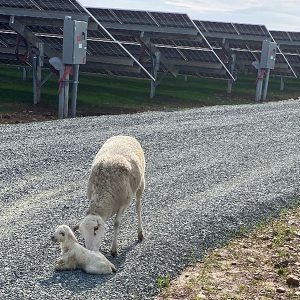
[[156, 204, 300, 300]]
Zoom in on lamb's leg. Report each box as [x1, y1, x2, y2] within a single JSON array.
[[55, 253, 76, 271], [111, 208, 125, 257], [136, 178, 145, 242], [55, 258, 76, 271]]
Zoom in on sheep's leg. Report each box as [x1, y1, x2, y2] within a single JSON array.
[[111, 208, 125, 257], [136, 178, 145, 242]]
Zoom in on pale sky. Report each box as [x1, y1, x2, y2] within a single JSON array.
[[79, 0, 300, 32]]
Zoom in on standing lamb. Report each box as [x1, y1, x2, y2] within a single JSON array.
[[51, 224, 116, 274], [73, 135, 145, 256]]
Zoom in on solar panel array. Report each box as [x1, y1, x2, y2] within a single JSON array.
[[193, 20, 298, 77], [86, 7, 234, 80], [0, 0, 159, 78], [0, 2, 299, 82], [270, 30, 300, 75]]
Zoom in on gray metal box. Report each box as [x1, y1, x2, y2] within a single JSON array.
[[260, 40, 277, 69], [63, 18, 87, 65]]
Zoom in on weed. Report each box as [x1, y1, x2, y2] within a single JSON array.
[[156, 274, 171, 290]]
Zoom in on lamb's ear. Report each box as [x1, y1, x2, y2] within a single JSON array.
[[72, 223, 80, 232]]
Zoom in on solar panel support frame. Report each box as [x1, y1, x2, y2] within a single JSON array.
[[9, 15, 58, 58], [150, 51, 161, 99], [280, 76, 285, 91], [190, 19, 235, 81], [227, 53, 236, 93], [32, 41, 44, 104], [262, 68, 271, 100], [140, 34, 177, 76]]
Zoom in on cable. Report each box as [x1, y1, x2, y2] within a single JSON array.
[[15, 34, 30, 64], [58, 65, 72, 94]]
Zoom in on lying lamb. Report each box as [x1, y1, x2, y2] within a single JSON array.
[[51, 224, 116, 274], [73, 135, 145, 256]]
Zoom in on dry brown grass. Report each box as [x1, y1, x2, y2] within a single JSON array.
[[156, 206, 300, 300]]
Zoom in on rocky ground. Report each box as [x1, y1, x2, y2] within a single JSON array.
[[1, 99, 300, 299]]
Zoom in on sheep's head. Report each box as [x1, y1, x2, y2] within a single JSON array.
[[51, 225, 76, 244], [73, 215, 106, 251]]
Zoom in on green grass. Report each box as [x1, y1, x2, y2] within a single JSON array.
[[0, 64, 299, 114]]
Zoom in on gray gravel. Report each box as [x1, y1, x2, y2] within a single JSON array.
[[1, 99, 300, 300]]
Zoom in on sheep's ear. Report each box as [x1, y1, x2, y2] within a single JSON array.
[[72, 223, 80, 232]]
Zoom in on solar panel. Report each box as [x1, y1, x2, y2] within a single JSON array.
[[87, 7, 234, 80], [233, 23, 268, 37], [156, 44, 230, 79], [87, 8, 119, 23], [0, 0, 85, 13], [150, 12, 194, 29], [180, 48, 219, 62], [193, 19, 298, 78], [289, 32, 300, 42], [87, 40, 129, 58], [113, 10, 157, 26], [270, 31, 291, 41], [269, 30, 300, 76], [195, 21, 237, 34]]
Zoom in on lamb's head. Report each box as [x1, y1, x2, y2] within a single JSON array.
[[73, 215, 106, 251], [51, 225, 76, 244]]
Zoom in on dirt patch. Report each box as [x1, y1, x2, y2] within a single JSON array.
[[156, 205, 300, 300], [0, 106, 142, 125]]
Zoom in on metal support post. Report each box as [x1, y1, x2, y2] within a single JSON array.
[[58, 69, 65, 119], [227, 53, 236, 94], [22, 67, 27, 81], [32, 54, 39, 105], [255, 69, 264, 102], [150, 51, 161, 99], [63, 73, 70, 118], [70, 64, 80, 118], [262, 68, 271, 101], [32, 42, 43, 105], [280, 76, 285, 91]]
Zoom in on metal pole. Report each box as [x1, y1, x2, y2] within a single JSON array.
[[262, 68, 271, 101], [70, 64, 79, 118], [280, 76, 285, 91], [255, 69, 263, 102], [58, 69, 64, 119], [22, 67, 27, 81], [150, 51, 161, 99], [36, 59, 42, 104], [63, 73, 70, 118], [32, 55, 38, 105], [227, 53, 236, 94]]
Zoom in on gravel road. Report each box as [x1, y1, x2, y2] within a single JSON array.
[[1, 99, 300, 300]]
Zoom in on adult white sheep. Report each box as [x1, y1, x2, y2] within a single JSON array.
[[51, 225, 116, 274], [73, 135, 145, 256]]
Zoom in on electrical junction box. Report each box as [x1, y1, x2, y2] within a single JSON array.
[[63, 17, 87, 65], [260, 40, 277, 69]]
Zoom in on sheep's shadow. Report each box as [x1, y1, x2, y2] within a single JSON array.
[[105, 240, 140, 269], [38, 269, 115, 292]]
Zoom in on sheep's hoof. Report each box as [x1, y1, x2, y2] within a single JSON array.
[[138, 232, 144, 242], [111, 250, 118, 257]]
